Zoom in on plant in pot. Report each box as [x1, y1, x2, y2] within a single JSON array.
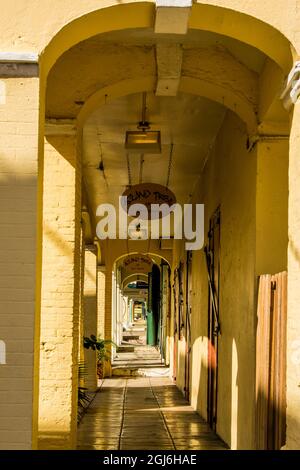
[[83, 335, 114, 379]]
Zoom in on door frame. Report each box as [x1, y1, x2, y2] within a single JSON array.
[[184, 250, 192, 401], [206, 207, 221, 431]]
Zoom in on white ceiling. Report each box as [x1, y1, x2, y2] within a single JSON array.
[[83, 92, 226, 217]]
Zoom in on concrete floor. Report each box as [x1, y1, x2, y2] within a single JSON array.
[[112, 319, 168, 377], [77, 377, 228, 450]]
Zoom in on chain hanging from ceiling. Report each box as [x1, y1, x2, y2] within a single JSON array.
[[139, 155, 144, 184], [125, 93, 175, 257], [97, 129, 108, 188], [126, 153, 132, 187], [166, 142, 174, 188]]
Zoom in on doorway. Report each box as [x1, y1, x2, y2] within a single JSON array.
[[205, 208, 221, 431], [184, 251, 193, 401]]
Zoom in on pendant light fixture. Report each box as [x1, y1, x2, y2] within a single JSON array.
[[125, 93, 161, 154]]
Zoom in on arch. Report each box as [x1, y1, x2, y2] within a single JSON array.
[[78, 74, 257, 133], [77, 77, 156, 125], [40, 2, 155, 81], [41, 1, 294, 83], [114, 251, 171, 268], [190, 3, 293, 74], [122, 273, 149, 288]]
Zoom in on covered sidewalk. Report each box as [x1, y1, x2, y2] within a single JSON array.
[[77, 377, 227, 450]]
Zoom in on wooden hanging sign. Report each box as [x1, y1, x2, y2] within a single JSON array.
[[123, 253, 153, 274], [122, 183, 176, 219]]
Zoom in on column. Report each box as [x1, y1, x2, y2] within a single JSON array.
[[116, 283, 121, 346], [286, 103, 300, 449], [78, 227, 85, 375], [38, 127, 81, 450], [83, 245, 98, 392], [0, 60, 40, 450], [103, 270, 113, 377], [97, 266, 106, 340], [255, 139, 289, 276]]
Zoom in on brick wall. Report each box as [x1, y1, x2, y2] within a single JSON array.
[[97, 266, 106, 340], [83, 246, 97, 391], [0, 77, 39, 449], [38, 134, 81, 449]]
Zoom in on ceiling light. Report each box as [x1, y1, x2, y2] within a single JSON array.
[[125, 130, 161, 154], [128, 223, 148, 240]]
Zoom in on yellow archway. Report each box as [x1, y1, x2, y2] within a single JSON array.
[[77, 75, 257, 134], [41, 2, 294, 80], [122, 273, 149, 289]]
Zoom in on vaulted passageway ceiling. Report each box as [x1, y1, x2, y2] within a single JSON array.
[[46, 28, 264, 118], [82, 92, 226, 216], [45, 25, 288, 240]]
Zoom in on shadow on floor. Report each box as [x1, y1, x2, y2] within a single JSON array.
[[77, 377, 228, 450]]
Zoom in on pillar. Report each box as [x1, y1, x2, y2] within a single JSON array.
[[286, 102, 300, 449], [0, 59, 40, 450], [78, 227, 85, 377], [103, 269, 113, 377], [255, 139, 289, 276], [38, 126, 81, 450], [83, 245, 98, 392], [116, 282, 122, 347], [97, 266, 106, 340]]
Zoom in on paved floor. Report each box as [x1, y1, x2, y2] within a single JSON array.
[[112, 319, 168, 377], [77, 377, 228, 450]]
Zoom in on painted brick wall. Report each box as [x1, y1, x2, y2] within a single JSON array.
[[38, 134, 81, 449], [97, 266, 106, 340], [0, 77, 39, 449], [83, 246, 97, 391]]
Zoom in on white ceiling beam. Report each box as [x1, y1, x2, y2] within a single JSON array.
[[155, 0, 192, 35], [156, 43, 183, 96], [0, 52, 38, 63]]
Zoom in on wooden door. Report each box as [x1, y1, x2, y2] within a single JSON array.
[[184, 251, 192, 400], [160, 263, 169, 361], [172, 269, 178, 381], [172, 263, 184, 382], [256, 272, 287, 449], [206, 208, 221, 431]]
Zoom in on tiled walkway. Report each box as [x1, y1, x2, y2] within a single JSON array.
[[77, 377, 227, 450]]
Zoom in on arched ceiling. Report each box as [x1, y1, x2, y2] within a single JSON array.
[[46, 28, 261, 119], [44, 19, 290, 257], [83, 92, 226, 216]]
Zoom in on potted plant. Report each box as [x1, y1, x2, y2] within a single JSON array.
[[83, 335, 114, 378]]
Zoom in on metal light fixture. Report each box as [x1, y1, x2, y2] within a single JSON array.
[[128, 223, 148, 240], [125, 130, 161, 153], [125, 92, 162, 154]]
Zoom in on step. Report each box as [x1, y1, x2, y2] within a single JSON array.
[[117, 345, 135, 353], [122, 335, 140, 341], [125, 327, 145, 332], [112, 366, 170, 378]]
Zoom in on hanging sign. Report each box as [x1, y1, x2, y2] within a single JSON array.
[[122, 183, 176, 219], [123, 253, 153, 274]]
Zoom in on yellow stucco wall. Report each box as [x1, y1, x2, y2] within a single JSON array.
[[286, 104, 300, 449], [0, 1, 299, 59], [0, 77, 39, 450], [0, 0, 299, 451], [256, 140, 289, 275], [172, 110, 289, 449]]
